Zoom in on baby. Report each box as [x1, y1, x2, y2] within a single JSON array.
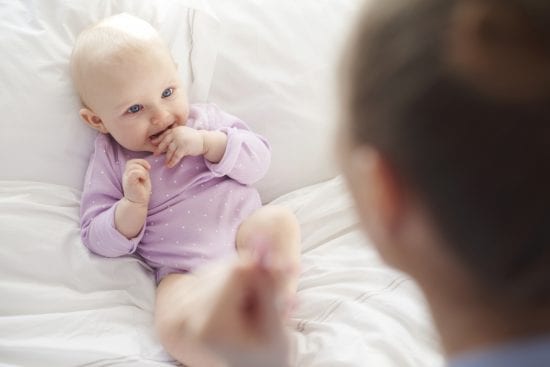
[[71, 14, 300, 367]]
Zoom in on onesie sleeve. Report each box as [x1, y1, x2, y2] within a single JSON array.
[[80, 135, 145, 258], [198, 104, 271, 185]]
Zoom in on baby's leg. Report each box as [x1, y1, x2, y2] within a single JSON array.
[[236, 205, 301, 304], [153, 206, 300, 366], [155, 272, 228, 367]]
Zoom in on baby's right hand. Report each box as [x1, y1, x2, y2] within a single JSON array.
[[122, 159, 152, 206]]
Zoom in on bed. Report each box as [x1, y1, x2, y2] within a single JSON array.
[[0, 1, 443, 366]]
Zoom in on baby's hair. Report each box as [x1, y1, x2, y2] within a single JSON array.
[[70, 13, 171, 107], [345, 0, 550, 309]]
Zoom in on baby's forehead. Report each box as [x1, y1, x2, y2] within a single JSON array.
[[71, 16, 174, 105], [81, 45, 162, 87], [75, 41, 175, 104]]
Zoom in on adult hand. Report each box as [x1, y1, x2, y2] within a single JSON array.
[[200, 262, 291, 367]]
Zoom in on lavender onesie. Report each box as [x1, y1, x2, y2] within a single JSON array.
[[80, 104, 271, 283]]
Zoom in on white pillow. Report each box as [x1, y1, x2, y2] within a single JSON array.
[[207, 0, 363, 202], [1, 0, 362, 204], [0, 0, 219, 190]]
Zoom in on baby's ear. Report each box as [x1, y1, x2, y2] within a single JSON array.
[[80, 108, 108, 134]]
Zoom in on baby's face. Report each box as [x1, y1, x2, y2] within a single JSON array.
[[82, 47, 188, 152]]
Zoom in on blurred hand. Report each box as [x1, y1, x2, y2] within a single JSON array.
[[200, 262, 291, 367]]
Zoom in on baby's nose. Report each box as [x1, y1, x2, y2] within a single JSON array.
[[151, 109, 170, 125]]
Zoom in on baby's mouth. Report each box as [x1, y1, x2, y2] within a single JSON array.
[[149, 123, 176, 141]]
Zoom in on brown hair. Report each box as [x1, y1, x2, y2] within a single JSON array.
[[345, 0, 550, 307]]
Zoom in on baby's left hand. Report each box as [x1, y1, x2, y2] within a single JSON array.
[[153, 126, 205, 168]]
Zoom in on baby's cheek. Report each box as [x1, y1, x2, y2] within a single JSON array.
[[180, 103, 190, 125]]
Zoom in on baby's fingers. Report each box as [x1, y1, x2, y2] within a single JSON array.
[[126, 158, 151, 171], [150, 128, 173, 146], [154, 133, 174, 156], [126, 167, 149, 184], [166, 144, 185, 168]]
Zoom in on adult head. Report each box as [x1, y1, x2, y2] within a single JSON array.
[[339, 0, 550, 355]]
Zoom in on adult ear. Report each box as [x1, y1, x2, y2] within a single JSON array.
[[349, 147, 405, 254], [80, 108, 108, 134]]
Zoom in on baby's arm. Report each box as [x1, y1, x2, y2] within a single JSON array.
[[80, 138, 147, 257], [152, 104, 270, 183], [200, 129, 228, 164], [203, 105, 271, 185], [115, 159, 151, 238]]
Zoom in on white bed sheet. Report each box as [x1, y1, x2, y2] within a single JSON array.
[[0, 178, 442, 366]]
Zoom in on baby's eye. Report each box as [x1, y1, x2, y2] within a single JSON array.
[[127, 104, 143, 114], [162, 88, 174, 98]]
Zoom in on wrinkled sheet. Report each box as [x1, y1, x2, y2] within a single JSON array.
[[0, 177, 443, 366]]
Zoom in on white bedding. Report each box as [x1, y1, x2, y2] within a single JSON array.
[[0, 178, 442, 366], [1, 0, 443, 365]]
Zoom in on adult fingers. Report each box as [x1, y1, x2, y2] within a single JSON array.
[[203, 264, 289, 367]]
